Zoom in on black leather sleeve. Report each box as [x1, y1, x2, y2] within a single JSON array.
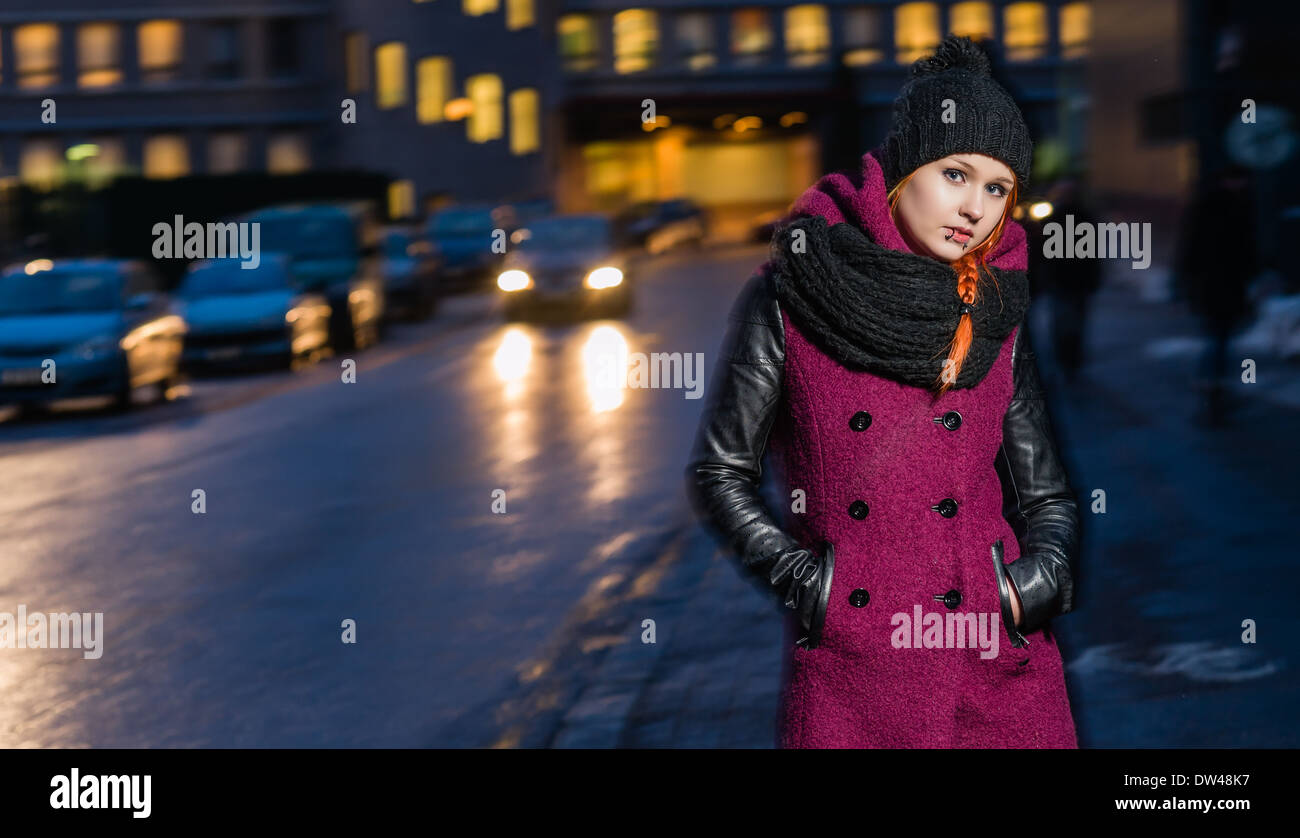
[[684, 268, 803, 579], [995, 319, 1080, 636], [685, 268, 835, 648]]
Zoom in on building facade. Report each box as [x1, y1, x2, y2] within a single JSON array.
[[0, 0, 332, 185], [0, 1, 1093, 235]]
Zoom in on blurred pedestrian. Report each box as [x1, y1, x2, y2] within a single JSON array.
[[1174, 163, 1257, 426], [1039, 178, 1103, 383], [685, 35, 1079, 748]]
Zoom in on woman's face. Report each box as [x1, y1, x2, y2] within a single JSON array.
[[894, 154, 1015, 261]]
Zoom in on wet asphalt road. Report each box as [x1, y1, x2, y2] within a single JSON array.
[[0, 245, 751, 747]]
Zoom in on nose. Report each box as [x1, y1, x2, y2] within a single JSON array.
[[961, 193, 984, 226]]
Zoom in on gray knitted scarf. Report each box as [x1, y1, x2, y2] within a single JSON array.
[[768, 213, 1030, 392]]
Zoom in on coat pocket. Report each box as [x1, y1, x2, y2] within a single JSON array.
[[991, 539, 1031, 666]]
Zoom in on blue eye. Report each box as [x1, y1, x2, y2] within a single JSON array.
[[946, 168, 1008, 197]]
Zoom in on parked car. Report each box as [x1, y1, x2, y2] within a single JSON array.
[[241, 204, 385, 352], [750, 208, 786, 243], [176, 254, 331, 372], [614, 198, 708, 254], [497, 213, 633, 321], [425, 204, 509, 294], [0, 259, 186, 412], [380, 227, 439, 321], [498, 198, 556, 230]]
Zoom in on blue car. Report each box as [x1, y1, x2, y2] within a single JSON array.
[[177, 254, 332, 372], [240, 204, 386, 352], [380, 228, 439, 321], [425, 204, 509, 294], [0, 259, 187, 412]]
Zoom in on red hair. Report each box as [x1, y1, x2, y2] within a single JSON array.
[[887, 169, 1019, 397]]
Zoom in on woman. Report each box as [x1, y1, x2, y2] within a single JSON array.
[[685, 35, 1080, 748]]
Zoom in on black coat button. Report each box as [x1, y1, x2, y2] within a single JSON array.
[[941, 410, 962, 430], [849, 411, 872, 431], [848, 500, 869, 520], [932, 498, 958, 517], [933, 589, 962, 609], [849, 589, 870, 607]]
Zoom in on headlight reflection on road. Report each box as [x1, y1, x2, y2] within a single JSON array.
[[488, 326, 539, 474], [581, 325, 629, 413], [492, 327, 532, 401]]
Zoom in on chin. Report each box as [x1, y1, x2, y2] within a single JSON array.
[[929, 239, 966, 260]]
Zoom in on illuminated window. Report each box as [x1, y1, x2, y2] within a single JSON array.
[[206, 21, 241, 79], [267, 132, 310, 174], [417, 57, 453, 124], [20, 139, 62, 187], [507, 0, 535, 30], [1004, 2, 1048, 61], [464, 0, 499, 16], [558, 14, 599, 72], [208, 133, 247, 174], [1060, 2, 1091, 59], [139, 20, 182, 83], [15, 24, 60, 89], [950, 3, 993, 40], [731, 9, 773, 66], [843, 8, 884, 66], [344, 31, 368, 92], [375, 42, 408, 109], [613, 10, 657, 74], [509, 88, 540, 155], [785, 5, 829, 67], [78, 23, 122, 88], [895, 3, 940, 63], [83, 137, 127, 185], [466, 73, 503, 142], [676, 13, 715, 70], [143, 135, 190, 179], [388, 180, 416, 220]]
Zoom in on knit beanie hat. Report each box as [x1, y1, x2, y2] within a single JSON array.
[[876, 35, 1033, 195]]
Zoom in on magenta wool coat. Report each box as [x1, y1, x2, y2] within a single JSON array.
[[757, 152, 1078, 748]]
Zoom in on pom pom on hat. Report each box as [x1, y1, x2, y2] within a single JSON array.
[[876, 35, 1033, 194], [909, 33, 993, 78]]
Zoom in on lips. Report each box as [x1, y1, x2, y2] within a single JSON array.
[[944, 226, 972, 244]]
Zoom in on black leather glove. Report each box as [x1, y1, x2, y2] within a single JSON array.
[[775, 542, 835, 649], [685, 269, 833, 648], [994, 319, 1080, 638]]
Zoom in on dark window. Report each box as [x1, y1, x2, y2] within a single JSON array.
[[206, 21, 242, 80], [268, 18, 300, 78]]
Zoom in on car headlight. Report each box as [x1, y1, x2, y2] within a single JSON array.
[[585, 266, 623, 290], [71, 334, 121, 361], [498, 270, 532, 292]]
